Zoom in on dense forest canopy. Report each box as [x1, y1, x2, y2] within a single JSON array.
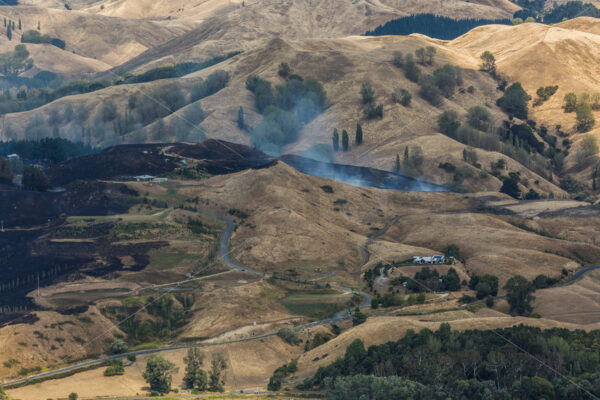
[[365, 14, 510, 40], [514, 1, 600, 23]]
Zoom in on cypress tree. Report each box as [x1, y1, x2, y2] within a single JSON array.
[[7, 25, 12, 41], [394, 154, 401, 173], [3, 18, 6, 28], [37, 21, 40, 30], [342, 129, 349, 151], [18, 19, 21, 30], [355, 123, 363, 145], [332, 128, 339, 151]]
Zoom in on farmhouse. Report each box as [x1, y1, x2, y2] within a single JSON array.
[[413, 255, 446, 264]]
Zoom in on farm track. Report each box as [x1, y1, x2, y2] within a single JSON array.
[[5, 209, 600, 387]]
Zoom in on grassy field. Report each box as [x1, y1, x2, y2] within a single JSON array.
[[281, 288, 350, 320]]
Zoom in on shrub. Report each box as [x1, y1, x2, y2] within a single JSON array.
[[392, 88, 411, 106], [576, 103, 595, 132], [278, 62, 291, 78], [312, 332, 332, 348], [21, 30, 65, 49], [533, 85, 558, 106], [417, 74, 441, 105], [392, 51, 403, 68], [403, 54, 421, 82], [360, 82, 374, 104], [363, 102, 383, 119], [191, 70, 230, 102], [437, 111, 460, 136], [110, 339, 128, 354], [104, 359, 124, 376], [563, 92, 577, 112], [433, 64, 460, 97], [277, 327, 301, 345], [466, 106, 492, 131]]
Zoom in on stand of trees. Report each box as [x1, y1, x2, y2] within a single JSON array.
[[246, 70, 327, 153], [516, 1, 600, 23], [301, 324, 600, 399], [365, 14, 510, 40]]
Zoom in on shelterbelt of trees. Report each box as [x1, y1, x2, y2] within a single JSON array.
[[300, 324, 600, 399]]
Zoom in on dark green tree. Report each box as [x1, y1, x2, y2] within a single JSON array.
[[500, 173, 521, 199], [278, 62, 291, 78], [183, 348, 207, 391], [404, 54, 421, 82], [394, 153, 400, 173], [6, 25, 11, 41], [360, 82, 374, 104], [497, 82, 530, 120], [503, 275, 536, 315], [466, 106, 492, 131], [425, 46, 436, 65], [110, 339, 128, 354], [68, 393, 77, 400], [18, 18, 21, 30], [142, 356, 178, 394], [208, 353, 227, 392], [479, 50, 496, 75], [341, 129, 349, 151], [355, 123, 363, 145], [352, 307, 367, 326], [437, 110, 461, 137], [332, 128, 339, 151]]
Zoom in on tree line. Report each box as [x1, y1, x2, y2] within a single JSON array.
[[141, 349, 228, 395], [300, 324, 600, 399], [365, 14, 510, 40]]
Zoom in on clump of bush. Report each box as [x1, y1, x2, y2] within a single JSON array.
[[277, 327, 301, 345], [21, 30, 65, 49]]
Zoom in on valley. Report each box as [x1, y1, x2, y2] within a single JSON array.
[[0, 0, 599, 399]]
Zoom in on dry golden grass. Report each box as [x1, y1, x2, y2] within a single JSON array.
[[7, 336, 299, 399], [0, 305, 121, 380], [188, 164, 597, 284], [0, 5, 184, 67]]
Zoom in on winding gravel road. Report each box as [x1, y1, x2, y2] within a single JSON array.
[[4, 209, 372, 387], [6, 209, 599, 387]]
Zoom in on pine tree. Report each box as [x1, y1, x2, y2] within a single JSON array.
[[394, 154, 401, 173], [7, 25, 12, 41], [342, 129, 349, 151], [3, 18, 6, 28], [332, 128, 339, 151], [18, 18, 21, 30], [237, 106, 245, 130], [403, 146, 409, 164], [37, 21, 40, 30], [355, 123, 363, 145]]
